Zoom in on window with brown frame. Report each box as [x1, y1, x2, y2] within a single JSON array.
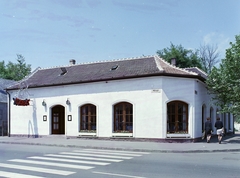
[[210, 107, 214, 120], [202, 104, 206, 131], [228, 113, 231, 130], [114, 102, 133, 133], [80, 104, 96, 132], [167, 101, 188, 134], [0, 109, 2, 121]]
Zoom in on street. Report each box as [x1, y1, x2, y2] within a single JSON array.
[[0, 143, 239, 178]]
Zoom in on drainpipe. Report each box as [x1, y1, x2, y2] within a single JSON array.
[[6, 90, 11, 137]]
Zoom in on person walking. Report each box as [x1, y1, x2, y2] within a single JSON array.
[[215, 117, 224, 144], [205, 117, 213, 143]]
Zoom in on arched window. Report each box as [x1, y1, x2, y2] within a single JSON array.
[[228, 113, 231, 130], [167, 101, 188, 134], [114, 102, 133, 133], [80, 104, 96, 131], [216, 109, 220, 119], [202, 104, 206, 131], [210, 107, 214, 119]]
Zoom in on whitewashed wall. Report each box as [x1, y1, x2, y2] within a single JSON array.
[[161, 77, 195, 138], [8, 76, 221, 139], [194, 79, 209, 138]]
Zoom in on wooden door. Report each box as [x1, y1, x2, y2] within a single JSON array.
[[52, 105, 65, 134]]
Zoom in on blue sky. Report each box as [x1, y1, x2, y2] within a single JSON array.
[[1, 0, 239, 70]]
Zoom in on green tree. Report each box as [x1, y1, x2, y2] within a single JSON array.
[[0, 61, 7, 78], [156, 43, 204, 70], [0, 54, 31, 81], [206, 35, 240, 122]]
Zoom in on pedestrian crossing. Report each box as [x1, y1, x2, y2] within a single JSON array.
[[0, 149, 150, 177]]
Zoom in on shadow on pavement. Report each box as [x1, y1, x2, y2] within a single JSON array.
[[201, 132, 240, 144]]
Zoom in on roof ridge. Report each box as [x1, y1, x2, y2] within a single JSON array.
[[185, 67, 208, 76], [7, 67, 42, 90], [153, 55, 164, 71], [156, 55, 198, 75], [38, 55, 155, 70]]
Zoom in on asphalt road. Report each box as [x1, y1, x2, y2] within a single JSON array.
[[0, 144, 239, 178]]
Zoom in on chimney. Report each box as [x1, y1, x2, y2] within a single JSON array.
[[171, 58, 176, 66], [69, 59, 76, 65]]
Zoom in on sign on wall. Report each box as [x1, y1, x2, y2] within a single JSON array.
[[13, 80, 31, 106], [13, 97, 30, 106]]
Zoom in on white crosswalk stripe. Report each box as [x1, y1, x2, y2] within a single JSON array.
[[0, 170, 45, 178], [45, 153, 123, 162], [0, 163, 75, 176], [0, 149, 150, 178], [28, 156, 110, 165], [59, 151, 133, 159], [84, 149, 150, 154], [73, 150, 143, 156], [9, 159, 94, 170]]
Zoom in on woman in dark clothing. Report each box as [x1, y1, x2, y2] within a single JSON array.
[[205, 117, 213, 143]]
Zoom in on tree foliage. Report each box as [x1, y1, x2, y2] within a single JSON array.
[[206, 35, 240, 122], [199, 44, 220, 74], [0, 54, 31, 81], [156, 43, 204, 70]]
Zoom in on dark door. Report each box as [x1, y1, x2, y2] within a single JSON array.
[[52, 105, 65, 134]]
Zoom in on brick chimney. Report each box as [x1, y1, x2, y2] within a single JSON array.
[[69, 59, 76, 65], [171, 58, 176, 66]]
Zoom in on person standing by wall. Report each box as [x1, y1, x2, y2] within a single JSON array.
[[215, 117, 224, 144], [205, 117, 213, 143]]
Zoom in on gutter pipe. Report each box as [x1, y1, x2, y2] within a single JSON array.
[[6, 90, 11, 137]]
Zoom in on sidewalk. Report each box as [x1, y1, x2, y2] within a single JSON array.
[[0, 132, 239, 153]]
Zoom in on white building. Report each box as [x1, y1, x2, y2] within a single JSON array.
[[6, 56, 234, 141]]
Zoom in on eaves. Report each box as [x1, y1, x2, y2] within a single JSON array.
[[6, 73, 206, 91]]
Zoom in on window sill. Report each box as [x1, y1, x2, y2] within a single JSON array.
[[79, 130, 96, 133], [112, 133, 133, 137], [166, 134, 190, 138], [79, 132, 97, 136]]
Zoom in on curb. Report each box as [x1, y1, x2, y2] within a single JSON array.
[[1, 141, 240, 153]]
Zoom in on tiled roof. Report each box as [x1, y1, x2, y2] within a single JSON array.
[[0, 78, 16, 102], [185, 67, 208, 79], [7, 56, 206, 90]]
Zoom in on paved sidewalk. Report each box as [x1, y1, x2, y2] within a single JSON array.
[[0, 133, 239, 153]]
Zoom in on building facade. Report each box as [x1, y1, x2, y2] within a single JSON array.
[[0, 78, 16, 136], [6, 56, 234, 140]]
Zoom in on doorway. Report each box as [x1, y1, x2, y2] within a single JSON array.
[[51, 105, 65, 134]]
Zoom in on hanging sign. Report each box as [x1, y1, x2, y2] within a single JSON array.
[[13, 97, 30, 106], [13, 79, 31, 106]]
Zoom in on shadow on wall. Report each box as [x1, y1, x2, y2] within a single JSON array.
[[28, 120, 33, 137], [28, 99, 39, 138]]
